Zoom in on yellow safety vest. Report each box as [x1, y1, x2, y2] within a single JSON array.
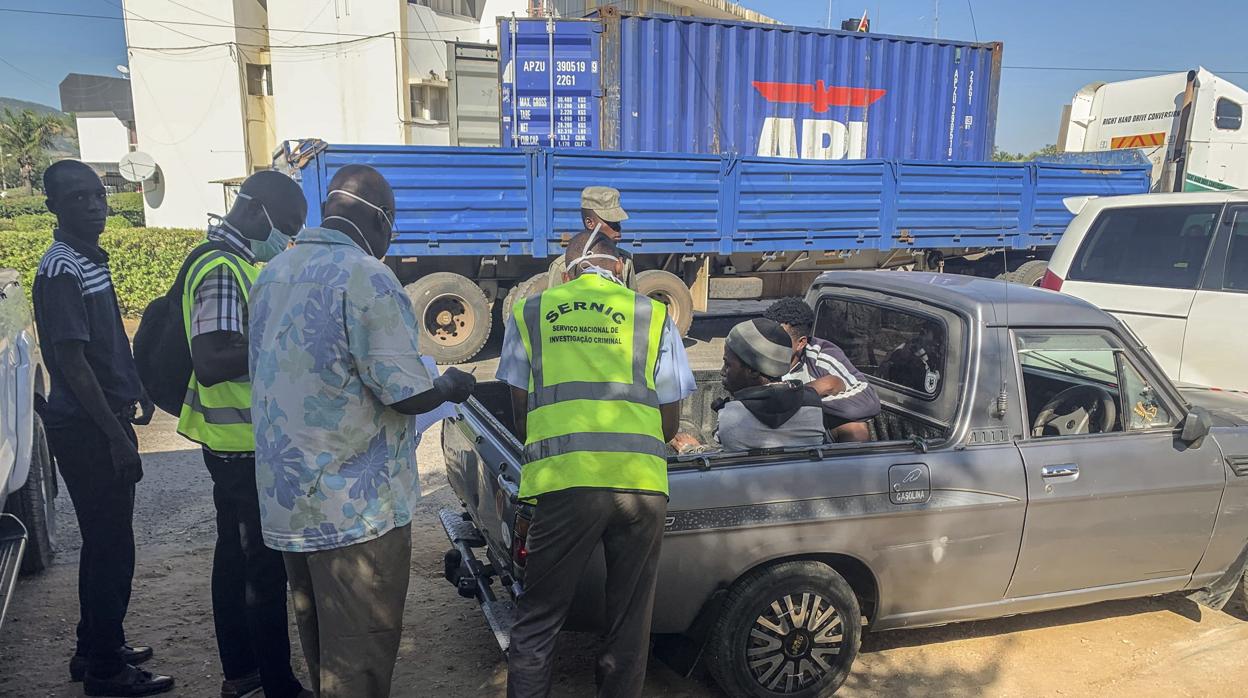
[[514, 273, 669, 499], [176, 249, 259, 453]]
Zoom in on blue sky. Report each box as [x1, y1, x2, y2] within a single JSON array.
[[2, 0, 1247, 153]]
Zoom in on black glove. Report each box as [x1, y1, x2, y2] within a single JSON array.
[[434, 367, 476, 404], [132, 394, 155, 426], [109, 431, 143, 484]]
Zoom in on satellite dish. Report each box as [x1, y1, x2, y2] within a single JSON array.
[[116, 64, 130, 76], [119, 151, 157, 182]]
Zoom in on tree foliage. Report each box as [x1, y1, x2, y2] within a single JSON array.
[[0, 108, 68, 195], [992, 144, 1061, 162]]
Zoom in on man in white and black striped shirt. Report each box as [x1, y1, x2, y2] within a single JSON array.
[[765, 297, 882, 443], [33, 160, 174, 695]]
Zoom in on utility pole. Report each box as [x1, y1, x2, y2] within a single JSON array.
[[933, 0, 940, 38], [826, 0, 833, 29]]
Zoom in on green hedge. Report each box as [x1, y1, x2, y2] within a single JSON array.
[[0, 195, 49, 218], [0, 214, 134, 232], [107, 192, 145, 226], [0, 227, 201, 316], [0, 192, 146, 226]]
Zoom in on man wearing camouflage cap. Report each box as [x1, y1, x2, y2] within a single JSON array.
[[545, 186, 637, 289]]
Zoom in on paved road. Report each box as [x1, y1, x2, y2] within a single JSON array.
[[4, 309, 1248, 697]]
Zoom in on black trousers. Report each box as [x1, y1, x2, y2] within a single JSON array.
[[205, 451, 303, 698], [47, 418, 137, 677], [507, 489, 667, 698]]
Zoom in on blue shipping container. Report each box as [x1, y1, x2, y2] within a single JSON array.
[[499, 13, 1002, 161], [499, 18, 602, 148]]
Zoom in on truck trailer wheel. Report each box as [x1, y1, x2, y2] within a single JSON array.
[[635, 270, 694, 336], [4, 413, 56, 574], [707, 561, 861, 698], [500, 273, 550, 326], [1004, 260, 1049, 287], [405, 273, 492, 365]]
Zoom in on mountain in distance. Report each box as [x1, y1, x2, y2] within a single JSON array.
[[0, 96, 80, 158], [0, 96, 65, 117]]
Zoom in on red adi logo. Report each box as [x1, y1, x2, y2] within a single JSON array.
[[751, 80, 885, 160], [751, 80, 886, 112]]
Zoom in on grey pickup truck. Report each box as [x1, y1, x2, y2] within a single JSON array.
[[439, 271, 1248, 697]]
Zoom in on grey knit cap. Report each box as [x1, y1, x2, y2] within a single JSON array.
[[726, 318, 793, 379]]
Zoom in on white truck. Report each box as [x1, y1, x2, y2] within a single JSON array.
[[1060, 68, 1248, 192]]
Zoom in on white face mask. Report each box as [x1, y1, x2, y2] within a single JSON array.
[[323, 188, 395, 257], [565, 223, 623, 283]]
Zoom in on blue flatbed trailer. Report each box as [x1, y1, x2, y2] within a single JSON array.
[[277, 141, 1151, 363]]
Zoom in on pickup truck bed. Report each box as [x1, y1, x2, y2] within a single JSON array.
[[439, 271, 1248, 698]]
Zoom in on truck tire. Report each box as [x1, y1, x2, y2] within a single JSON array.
[[1005, 260, 1048, 287], [635, 270, 694, 336], [707, 561, 861, 698], [4, 413, 56, 574], [405, 273, 492, 365], [500, 273, 550, 326]]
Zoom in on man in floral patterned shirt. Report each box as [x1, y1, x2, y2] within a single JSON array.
[[248, 165, 475, 698]]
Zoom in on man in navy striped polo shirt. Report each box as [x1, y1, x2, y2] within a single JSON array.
[[32, 160, 174, 696], [764, 297, 882, 443]]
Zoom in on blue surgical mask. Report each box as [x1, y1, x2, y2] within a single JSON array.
[[236, 192, 291, 262]]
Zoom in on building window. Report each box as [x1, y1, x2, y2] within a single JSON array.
[[409, 0, 483, 19], [410, 83, 449, 123], [245, 64, 273, 97]]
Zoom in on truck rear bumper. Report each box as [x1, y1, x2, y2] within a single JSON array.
[[438, 509, 518, 652], [0, 513, 28, 631]]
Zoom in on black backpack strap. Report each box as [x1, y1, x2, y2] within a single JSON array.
[[169, 240, 235, 303]]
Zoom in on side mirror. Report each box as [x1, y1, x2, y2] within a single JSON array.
[[1180, 407, 1213, 447]]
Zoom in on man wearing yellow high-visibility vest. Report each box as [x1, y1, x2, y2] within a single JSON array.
[[498, 227, 695, 698], [178, 171, 310, 698]]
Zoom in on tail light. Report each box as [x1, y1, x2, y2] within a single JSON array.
[[1040, 269, 1064, 291], [511, 506, 533, 570]]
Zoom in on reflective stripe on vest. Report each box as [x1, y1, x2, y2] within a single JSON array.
[[176, 249, 260, 453], [514, 274, 668, 499]]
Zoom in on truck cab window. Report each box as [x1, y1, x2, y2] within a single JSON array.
[[1216, 97, 1243, 131], [1017, 331, 1173, 438], [814, 299, 946, 398]]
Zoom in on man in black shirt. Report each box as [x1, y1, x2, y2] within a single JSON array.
[[32, 160, 174, 696]]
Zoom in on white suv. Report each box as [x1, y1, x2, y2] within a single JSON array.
[[1, 268, 56, 631], [1044, 191, 1248, 391]]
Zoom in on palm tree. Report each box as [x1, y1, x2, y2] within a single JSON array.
[[0, 108, 67, 195]]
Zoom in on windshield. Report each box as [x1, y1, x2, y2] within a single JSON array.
[[1017, 333, 1120, 386]]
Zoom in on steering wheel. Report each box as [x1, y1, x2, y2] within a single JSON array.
[[1031, 385, 1117, 437]]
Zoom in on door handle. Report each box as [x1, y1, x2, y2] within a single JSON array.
[[1041, 463, 1080, 479]]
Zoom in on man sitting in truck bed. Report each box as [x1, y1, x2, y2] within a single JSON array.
[[764, 297, 881, 443], [671, 318, 828, 452]]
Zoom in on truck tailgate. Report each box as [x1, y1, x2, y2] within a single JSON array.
[[441, 383, 526, 569]]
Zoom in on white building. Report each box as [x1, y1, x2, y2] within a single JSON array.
[[122, 0, 771, 228], [58, 74, 136, 187]]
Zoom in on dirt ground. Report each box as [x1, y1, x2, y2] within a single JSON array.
[[4, 310, 1248, 697]]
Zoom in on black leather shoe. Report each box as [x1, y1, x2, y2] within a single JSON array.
[[71, 645, 154, 682], [121, 644, 154, 665], [220, 669, 262, 698], [70, 655, 89, 682], [83, 664, 175, 696]]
